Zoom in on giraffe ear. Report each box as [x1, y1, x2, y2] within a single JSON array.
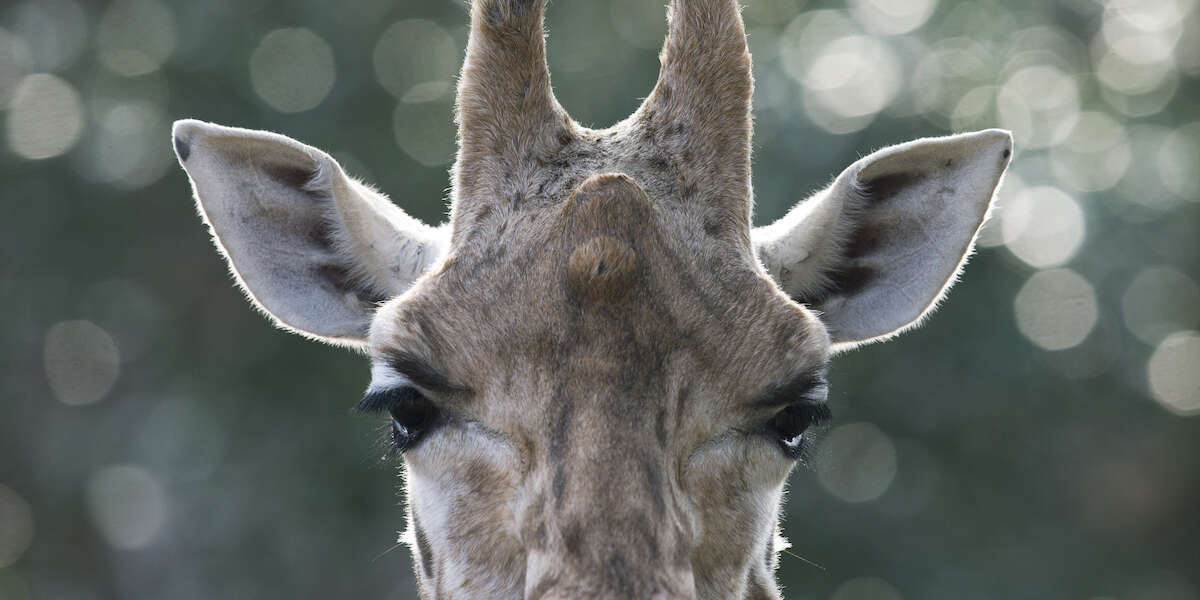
[[173, 120, 448, 347], [754, 129, 1012, 350]]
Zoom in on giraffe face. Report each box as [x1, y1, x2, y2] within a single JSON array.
[[173, 0, 1010, 596], [363, 174, 831, 598]]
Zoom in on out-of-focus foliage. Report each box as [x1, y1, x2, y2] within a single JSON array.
[[2, 0, 1199, 598]]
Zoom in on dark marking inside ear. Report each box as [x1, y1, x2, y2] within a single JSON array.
[[307, 219, 335, 251], [412, 512, 435, 579], [317, 264, 387, 306], [317, 264, 353, 293], [843, 223, 884, 259], [173, 136, 190, 161], [262, 161, 316, 189], [1002, 148, 1012, 159], [862, 172, 921, 205], [827, 265, 877, 297], [793, 264, 879, 308]]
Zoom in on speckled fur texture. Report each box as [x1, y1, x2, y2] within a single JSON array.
[[172, 0, 1013, 597]]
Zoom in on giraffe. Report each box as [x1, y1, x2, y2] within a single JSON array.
[[171, 0, 1012, 597]]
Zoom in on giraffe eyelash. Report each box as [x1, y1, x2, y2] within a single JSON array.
[[358, 387, 443, 455]]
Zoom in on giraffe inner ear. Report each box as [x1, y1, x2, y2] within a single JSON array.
[[173, 120, 447, 347], [754, 129, 1013, 350]]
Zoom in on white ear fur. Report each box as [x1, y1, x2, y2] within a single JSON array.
[[754, 129, 1012, 350], [173, 119, 447, 347]]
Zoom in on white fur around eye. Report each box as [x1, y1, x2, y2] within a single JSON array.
[[367, 362, 413, 393], [686, 433, 797, 488]]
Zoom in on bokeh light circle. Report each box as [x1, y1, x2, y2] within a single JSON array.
[[800, 35, 902, 133], [86, 465, 167, 550], [1100, 9, 1181, 65], [1158, 122, 1200, 201], [911, 37, 994, 127], [393, 101, 456, 167], [744, 0, 807, 25], [849, 0, 938, 35], [6, 74, 84, 160], [1014, 268, 1099, 351], [1110, 125, 1183, 216], [0, 485, 34, 567], [97, 0, 177, 77], [79, 278, 170, 363], [779, 10, 859, 83], [997, 64, 1080, 149], [373, 20, 458, 101], [816, 422, 898, 503], [42, 320, 120, 406], [250, 28, 336, 114], [1095, 49, 1175, 95], [11, 0, 87, 72], [950, 85, 997, 131], [1050, 111, 1132, 192], [1001, 186, 1086, 268], [1121, 266, 1200, 346], [1093, 4, 1184, 120], [1112, 0, 1197, 32], [76, 100, 174, 189], [1177, 10, 1200, 74], [1147, 331, 1200, 416]]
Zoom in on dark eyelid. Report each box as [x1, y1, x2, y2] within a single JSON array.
[[794, 401, 833, 427], [356, 386, 423, 414], [383, 350, 461, 395], [753, 369, 829, 409]]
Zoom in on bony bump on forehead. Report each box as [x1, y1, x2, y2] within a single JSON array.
[[562, 174, 655, 307], [568, 236, 638, 306]]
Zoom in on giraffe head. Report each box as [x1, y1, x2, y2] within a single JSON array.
[[172, 1, 1012, 597]]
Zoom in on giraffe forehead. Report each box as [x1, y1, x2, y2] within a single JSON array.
[[371, 167, 824, 408]]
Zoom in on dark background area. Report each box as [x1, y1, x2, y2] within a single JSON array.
[[2, 0, 1199, 598]]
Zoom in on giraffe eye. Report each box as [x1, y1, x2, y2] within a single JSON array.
[[358, 387, 442, 454], [768, 402, 832, 459], [388, 392, 439, 452]]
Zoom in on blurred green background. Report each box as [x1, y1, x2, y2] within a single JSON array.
[[2, 0, 1199, 598]]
